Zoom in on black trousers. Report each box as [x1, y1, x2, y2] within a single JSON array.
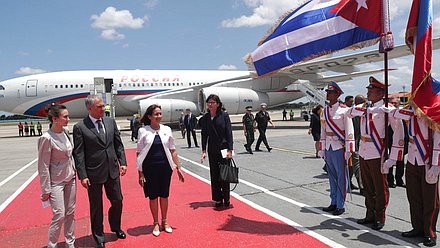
[[387, 160, 405, 185], [245, 128, 255, 149], [208, 151, 230, 202], [186, 129, 198, 147], [87, 177, 123, 244], [256, 126, 269, 150]]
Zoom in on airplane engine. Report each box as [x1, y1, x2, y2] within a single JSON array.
[[198, 87, 268, 114], [138, 99, 197, 123]]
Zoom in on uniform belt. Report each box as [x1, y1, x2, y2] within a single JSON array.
[[361, 136, 373, 142], [326, 132, 336, 136], [409, 137, 428, 144]]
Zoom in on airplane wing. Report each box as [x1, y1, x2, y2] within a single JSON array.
[[129, 73, 252, 102], [283, 37, 440, 79]]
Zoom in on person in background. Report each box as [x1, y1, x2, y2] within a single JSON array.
[[344, 95, 360, 191], [37, 104, 76, 248], [308, 105, 322, 158], [282, 108, 287, 121], [178, 112, 186, 139], [184, 108, 198, 148], [30, 121, 36, 136], [201, 94, 234, 208], [387, 96, 407, 188], [133, 114, 141, 142], [130, 114, 137, 142], [289, 109, 294, 120], [254, 103, 275, 152], [136, 104, 185, 237], [24, 122, 30, 136], [73, 95, 127, 248], [319, 82, 354, 216], [18, 122, 24, 137], [104, 104, 111, 117], [37, 121, 43, 136], [349, 77, 404, 231], [242, 106, 255, 154], [350, 94, 366, 193]]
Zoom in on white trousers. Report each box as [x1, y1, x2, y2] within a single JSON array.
[[48, 178, 76, 248]]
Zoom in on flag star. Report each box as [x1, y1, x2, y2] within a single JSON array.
[[355, 0, 368, 11]]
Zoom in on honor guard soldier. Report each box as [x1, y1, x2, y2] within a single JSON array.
[[348, 76, 405, 230], [242, 106, 255, 154], [319, 82, 355, 216], [392, 108, 440, 247]]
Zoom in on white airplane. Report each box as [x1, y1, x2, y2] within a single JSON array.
[[0, 40, 438, 122]]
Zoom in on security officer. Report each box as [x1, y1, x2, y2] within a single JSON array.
[[348, 76, 404, 230], [319, 81, 354, 216], [242, 106, 255, 154], [254, 103, 275, 152], [104, 104, 111, 117], [392, 108, 440, 247]]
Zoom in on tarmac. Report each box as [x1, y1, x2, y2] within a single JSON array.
[[0, 110, 438, 247]]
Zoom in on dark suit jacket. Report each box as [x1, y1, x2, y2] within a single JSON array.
[[73, 116, 127, 184], [184, 113, 197, 130], [201, 111, 233, 152]]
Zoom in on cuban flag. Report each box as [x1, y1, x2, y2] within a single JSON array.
[[247, 0, 383, 77], [406, 0, 440, 130]]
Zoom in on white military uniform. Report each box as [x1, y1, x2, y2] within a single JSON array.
[[320, 102, 354, 209], [348, 99, 404, 224], [392, 108, 440, 238], [320, 102, 355, 152]]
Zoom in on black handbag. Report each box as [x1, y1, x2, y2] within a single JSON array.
[[219, 158, 239, 190]]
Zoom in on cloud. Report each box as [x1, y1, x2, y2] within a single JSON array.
[[15, 67, 46, 75], [17, 51, 30, 56], [145, 0, 158, 9], [91, 6, 147, 40], [433, 17, 440, 37], [218, 64, 238, 70], [101, 29, 125, 40], [221, 0, 298, 28]]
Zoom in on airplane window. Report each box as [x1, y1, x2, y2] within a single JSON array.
[[75, 85, 78, 88], [155, 83, 158, 86], [189, 83, 192, 86], [0, 85, 4, 90], [60, 85, 63, 88], [172, 83, 175, 86], [142, 83, 145, 87], [150, 83, 153, 87], [65, 85, 68, 88], [55, 85, 58, 89], [70, 85, 73, 88], [137, 83, 140, 87], [81, 84, 83, 88]]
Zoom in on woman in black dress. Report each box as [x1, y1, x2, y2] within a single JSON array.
[[200, 94, 234, 208], [137, 104, 184, 236], [308, 105, 323, 157]]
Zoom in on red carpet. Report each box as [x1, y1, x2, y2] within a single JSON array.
[[0, 149, 329, 247]]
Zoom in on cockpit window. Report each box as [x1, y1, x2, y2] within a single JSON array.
[[0, 85, 5, 90]]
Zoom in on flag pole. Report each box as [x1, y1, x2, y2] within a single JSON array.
[[380, 0, 393, 163]]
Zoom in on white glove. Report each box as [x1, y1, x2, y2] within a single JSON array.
[[426, 166, 440, 184], [318, 150, 325, 159], [380, 163, 389, 174], [344, 151, 352, 160], [383, 159, 396, 169]]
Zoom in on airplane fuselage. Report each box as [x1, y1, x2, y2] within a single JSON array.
[[0, 70, 304, 122]]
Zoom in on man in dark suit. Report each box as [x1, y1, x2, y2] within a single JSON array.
[[184, 108, 198, 148], [73, 95, 127, 248]]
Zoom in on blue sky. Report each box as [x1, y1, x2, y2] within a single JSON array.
[[0, 0, 439, 109]]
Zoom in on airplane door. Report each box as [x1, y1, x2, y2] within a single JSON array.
[[25, 80, 38, 97]]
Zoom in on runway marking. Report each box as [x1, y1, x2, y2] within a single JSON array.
[[0, 171, 38, 213], [273, 147, 315, 156], [179, 155, 416, 248], [0, 158, 37, 188], [179, 156, 344, 248]]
